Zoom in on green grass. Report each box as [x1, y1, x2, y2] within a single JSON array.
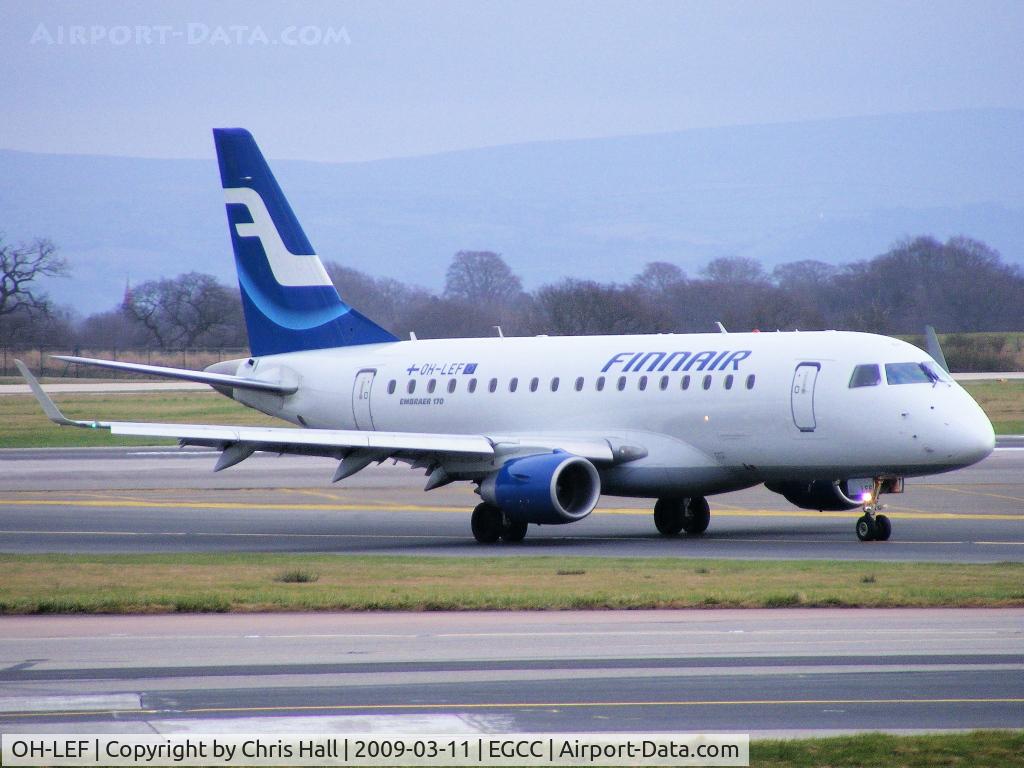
[[751, 730, 1024, 767], [1, 554, 1021, 614], [960, 380, 1024, 434], [0, 390, 281, 448]]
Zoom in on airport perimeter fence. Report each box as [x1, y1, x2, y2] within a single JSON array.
[[0, 348, 250, 379]]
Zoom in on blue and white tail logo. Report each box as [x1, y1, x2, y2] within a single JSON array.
[[214, 128, 397, 356]]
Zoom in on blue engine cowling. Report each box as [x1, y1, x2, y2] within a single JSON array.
[[479, 452, 601, 525]]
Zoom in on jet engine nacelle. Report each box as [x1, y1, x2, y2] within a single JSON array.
[[479, 452, 601, 524], [765, 478, 875, 511]]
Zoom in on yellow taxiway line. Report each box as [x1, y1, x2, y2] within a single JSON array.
[[0, 497, 1021, 521]]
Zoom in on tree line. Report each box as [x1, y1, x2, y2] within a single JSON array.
[[2, 235, 1023, 362]]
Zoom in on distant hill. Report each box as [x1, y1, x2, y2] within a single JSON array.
[[2, 109, 1022, 316]]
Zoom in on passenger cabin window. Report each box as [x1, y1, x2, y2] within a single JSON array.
[[489, 378, 498, 393], [596, 376, 606, 392], [702, 374, 712, 390], [681, 375, 691, 390], [509, 377, 518, 393], [638, 375, 648, 391], [724, 374, 734, 390], [885, 362, 943, 385], [468, 378, 477, 393], [529, 377, 539, 392], [551, 377, 560, 392], [849, 364, 881, 388], [659, 375, 669, 391], [447, 378, 456, 394], [617, 376, 627, 391], [407, 380, 416, 394], [746, 374, 756, 390], [427, 379, 437, 394], [575, 376, 584, 392], [387, 379, 396, 394]]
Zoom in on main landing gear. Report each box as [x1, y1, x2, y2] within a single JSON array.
[[654, 496, 711, 536], [855, 480, 892, 542], [471, 503, 528, 544]]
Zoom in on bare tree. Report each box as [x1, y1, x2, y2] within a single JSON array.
[[124, 272, 239, 349], [632, 261, 685, 294], [443, 251, 523, 306], [323, 262, 433, 333], [701, 256, 768, 284], [0, 235, 67, 341]]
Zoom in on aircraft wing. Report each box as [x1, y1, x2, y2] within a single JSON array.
[[50, 355, 295, 394], [17, 361, 620, 483]]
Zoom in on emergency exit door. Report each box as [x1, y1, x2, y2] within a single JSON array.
[[791, 362, 820, 432], [352, 369, 376, 430]]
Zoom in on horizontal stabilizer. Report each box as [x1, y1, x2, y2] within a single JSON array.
[[51, 355, 296, 394]]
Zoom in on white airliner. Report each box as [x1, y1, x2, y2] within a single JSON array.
[[19, 128, 996, 543]]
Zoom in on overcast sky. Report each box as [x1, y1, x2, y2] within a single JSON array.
[[1, 0, 1022, 162]]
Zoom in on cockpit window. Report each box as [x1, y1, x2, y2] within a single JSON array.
[[849, 364, 881, 388], [885, 362, 945, 385]]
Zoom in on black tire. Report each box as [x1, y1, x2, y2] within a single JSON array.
[[856, 514, 876, 542], [471, 503, 503, 544], [682, 496, 711, 535], [502, 520, 528, 543], [874, 514, 892, 541], [654, 498, 685, 536]]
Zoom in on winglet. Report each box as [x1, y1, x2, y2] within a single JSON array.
[[924, 325, 950, 373], [15, 359, 85, 427]]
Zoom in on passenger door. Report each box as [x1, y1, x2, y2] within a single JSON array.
[[791, 362, 820, 432], [352, 369, 376, 430]]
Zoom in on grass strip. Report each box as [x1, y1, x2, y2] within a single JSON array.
[[751, 729, 1024, 767], [0, 390, 281, 448], [1, 554, 1021, 614]]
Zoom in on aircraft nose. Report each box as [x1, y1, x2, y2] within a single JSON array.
[[952, 400, 996, 466]]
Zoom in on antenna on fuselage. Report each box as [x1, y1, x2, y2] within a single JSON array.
[[409, 332, 418, 341], [493, 326, 504, 338], [715, 322, 728, 334]]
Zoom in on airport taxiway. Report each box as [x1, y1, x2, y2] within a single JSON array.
[[0, 446, 1021, 561], [1, 609, 1021, 736]]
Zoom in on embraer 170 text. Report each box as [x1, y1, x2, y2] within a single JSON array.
[[19, 129, 996, 543]]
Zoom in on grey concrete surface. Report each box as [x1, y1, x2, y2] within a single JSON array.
[[1, 610, 1020, 735], [0, 447, 1020, 561]]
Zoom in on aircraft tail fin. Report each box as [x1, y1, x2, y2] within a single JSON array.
[[213, 128, 397, 356]]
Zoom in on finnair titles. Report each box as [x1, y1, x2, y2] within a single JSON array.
[[20, 128, 995, 545]]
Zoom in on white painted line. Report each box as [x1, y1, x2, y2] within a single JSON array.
[[127, 451, 218, 457], [0, 693, 142, 713], [151, 714, 509, 734]]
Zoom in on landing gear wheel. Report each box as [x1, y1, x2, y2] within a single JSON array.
[[856, 514, 877, 542], [654, 498, 685, 536], [471, 503, 503, 544], [501, 520, 528, 543], [682, 496, 711, 535], [873, 514, 892, 541]]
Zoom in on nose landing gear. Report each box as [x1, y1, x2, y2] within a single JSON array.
[[855, 480, 891, 542]]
